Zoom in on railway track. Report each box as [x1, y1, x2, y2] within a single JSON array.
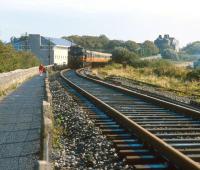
[[60, 69, 200, 170], [84, 71, 200, 112], [59, 77, 173, 170], [104, 76, 200, 111]]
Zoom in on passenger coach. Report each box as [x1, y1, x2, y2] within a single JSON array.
[[69, 45, 112, 68]]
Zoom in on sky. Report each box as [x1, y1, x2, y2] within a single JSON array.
[[0, 0, 200, 47]]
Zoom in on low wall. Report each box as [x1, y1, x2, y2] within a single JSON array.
[[35, 75, 53, 170], [0, 67, 39, 93]]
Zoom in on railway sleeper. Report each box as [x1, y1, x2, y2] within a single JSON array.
[[120, 110, 171, 113], [136, 120, 200, 124], [147, 128, 200, 132], [134, 163, 172, 170], [156, 133, 200, 138], [127, 116, 185, 118], [142, 124, 200, 128], [171, 143, 200, 149], [126, 155, 165, 164], [124, 114, 178, 116], [178, 148, 200, 154], [130, 118, 192, 121], [187, 154, 200, 162], [164, 138, 200, 143]]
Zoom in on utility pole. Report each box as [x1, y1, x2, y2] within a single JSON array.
[[48, 38, 51, 65], [24, 32, 29, 51], [25, 35, 28, 51]]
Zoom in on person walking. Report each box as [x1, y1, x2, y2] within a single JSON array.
[[39, 64, 44, 76]]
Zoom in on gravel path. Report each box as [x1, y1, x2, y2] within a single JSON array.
[[50, 77, 133, 170]]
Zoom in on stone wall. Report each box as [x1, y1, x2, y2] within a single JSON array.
[[0, 67, 39, 93], [36, 77, 53, 170]]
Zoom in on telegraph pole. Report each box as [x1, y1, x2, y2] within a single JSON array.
[[25, 32, 28, 51], [48, 38, 51, 65]]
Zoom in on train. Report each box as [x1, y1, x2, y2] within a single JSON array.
[[68, 45, 112, 68]]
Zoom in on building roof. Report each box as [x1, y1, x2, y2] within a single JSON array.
[[43, 37, 75, 47], [11, 34, 76, 49]]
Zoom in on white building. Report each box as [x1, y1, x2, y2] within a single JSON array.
[[11, 34, 74, 65]]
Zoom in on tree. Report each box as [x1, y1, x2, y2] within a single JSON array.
[[63, 35, 109, 51], [106, 40, 124, 51], [161, 48, 179, 60], [99, 34, 109, 45], [112, 47, 139, 64], [186, 69, 200, 81], [124, 41, 140, 53], [0, 41, 39, 73], [182, 41, 200, 54], [141, 41, 159, 57], [63, 35, 159, 58]]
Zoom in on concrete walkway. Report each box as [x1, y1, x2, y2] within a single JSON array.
[[0, 76, 44, 170]]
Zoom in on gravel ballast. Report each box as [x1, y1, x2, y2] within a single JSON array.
[[50, 77, 133, 170]]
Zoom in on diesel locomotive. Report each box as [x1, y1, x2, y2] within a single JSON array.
[[68, 45, 112, 68]]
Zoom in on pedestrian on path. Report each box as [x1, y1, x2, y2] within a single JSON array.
[[39, 64, 44, 76]]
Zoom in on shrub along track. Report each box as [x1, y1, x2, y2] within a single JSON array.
[[60, 69, 200, 170]]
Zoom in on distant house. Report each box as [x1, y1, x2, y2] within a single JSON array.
[[11, 34, 74, 65], [154, 34, 179, 52]]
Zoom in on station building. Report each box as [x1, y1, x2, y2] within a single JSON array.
[[11, 34, 74, 65]]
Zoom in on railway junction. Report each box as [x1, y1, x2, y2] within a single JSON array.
[[0, 67, 200, 170]]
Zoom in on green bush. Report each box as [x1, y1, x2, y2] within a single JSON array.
[[182, 41, 200, 54], [141, 40, 159, 57], [186, 69, 200, 81], [0, 41, 39, 73], [161, 48, 179, 60], [112, 47, 139, 64], [129, 59, 149, 68], [141, 60, 187, 80]]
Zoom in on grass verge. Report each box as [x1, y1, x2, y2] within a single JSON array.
[[92, 63, 200, 101]]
